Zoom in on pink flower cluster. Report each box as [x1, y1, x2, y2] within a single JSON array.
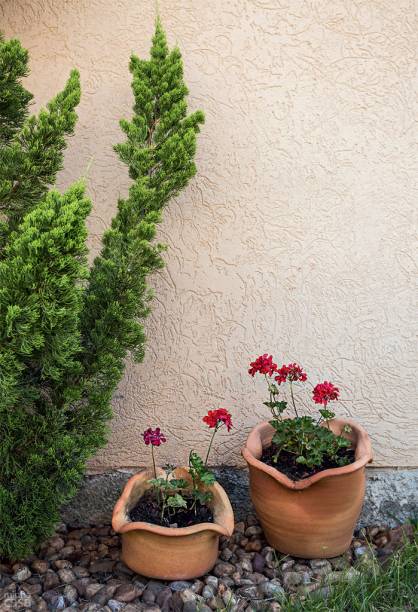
[[248, 354, 341, 409], [275, 363, 307, 385], [203, 408, 233, 431], [248, 354, 308, 385], [142, 427, 167, 447], [142, 408, 233, 451], [248, 354, 277, 377], [312, 381, 339, 406]]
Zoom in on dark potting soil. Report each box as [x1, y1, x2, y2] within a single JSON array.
[[129, 490, 214, 528], [261, 444, 356, 481]]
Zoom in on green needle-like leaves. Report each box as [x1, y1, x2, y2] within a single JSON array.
[[0, 21, 203, 559]]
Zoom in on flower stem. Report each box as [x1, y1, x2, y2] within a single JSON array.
[[324, 401, 331, 429], [289, 381, 299, 417], [151, 445, 157, 479], [204, 425, 219, 467]]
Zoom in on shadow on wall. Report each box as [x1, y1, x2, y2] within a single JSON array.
[[61, 467, 418, 528]]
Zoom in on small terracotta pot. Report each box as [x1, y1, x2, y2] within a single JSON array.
[[112, 467, 234, 580], [242, 418, 372, 558]]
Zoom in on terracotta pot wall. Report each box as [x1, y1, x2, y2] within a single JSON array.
[[112, 468, 234, 579], [242, 419, 373, 558]]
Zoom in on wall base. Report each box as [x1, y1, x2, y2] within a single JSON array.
[[61, 467, 418, 528]]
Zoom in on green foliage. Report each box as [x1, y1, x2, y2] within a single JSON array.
[[0, 21, 203, 559], [271, 414, 351, 469], [147, 452, 215, 524], [0, 184, 92, 559], [75, 19, 204, 449], [0, 67, 80, 240], [263, 374, 351, 470], [189, 451, 216, 487], [166, 493, 187, 509], [148, 472, 189, 521], [188, 450, 215, 507], [263, 399, 287, 417], [0, 35, 32, 142]]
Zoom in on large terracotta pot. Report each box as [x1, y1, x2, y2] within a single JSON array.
[[242, 418, 372, 558], [112, 467, 234, 580]]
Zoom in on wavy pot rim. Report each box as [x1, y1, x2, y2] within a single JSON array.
[[112, 467, 234, 537], [242, 417, 373, 491]]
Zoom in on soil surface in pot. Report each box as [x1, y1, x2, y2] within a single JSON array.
[[129, 490, 214, 528], [261, 444, 356, 480]]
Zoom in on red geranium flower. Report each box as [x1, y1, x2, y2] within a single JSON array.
[[142, 427, 167, 446], [275, 363, 307, 385], [203, 408, 233, 431], [248, 354, 278, 377], [312, 381, 339, 406]]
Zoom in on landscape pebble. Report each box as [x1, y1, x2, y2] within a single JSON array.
[[0, 518, 410, 610]]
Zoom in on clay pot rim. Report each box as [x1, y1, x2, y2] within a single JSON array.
[[242, 418, 373, 491], [112, 468, 234, 537]]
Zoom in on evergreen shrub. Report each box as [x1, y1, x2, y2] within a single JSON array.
[[0, 22, 203, 559]]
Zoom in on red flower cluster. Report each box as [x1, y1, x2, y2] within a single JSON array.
[[312, 381, 339, 406], [142, 427, 167, 446], [248, 354, 277, 377], [203, 408, 233, 431], [275, 363, 307, 385]]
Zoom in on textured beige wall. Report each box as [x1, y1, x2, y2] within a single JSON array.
[[2, 0, 418, 469]]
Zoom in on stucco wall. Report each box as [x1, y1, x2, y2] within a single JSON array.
[[2, 0, 417, 469]]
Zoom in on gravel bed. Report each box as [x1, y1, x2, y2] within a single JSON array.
[[0, 516, 412, 611]]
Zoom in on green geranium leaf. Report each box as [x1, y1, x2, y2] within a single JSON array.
[[166, 494, 188, 509], [200, 471, 216, 485], [148, 478, 168, 488], [319, 408, 335, 420], [169, 478, 189, 489]]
